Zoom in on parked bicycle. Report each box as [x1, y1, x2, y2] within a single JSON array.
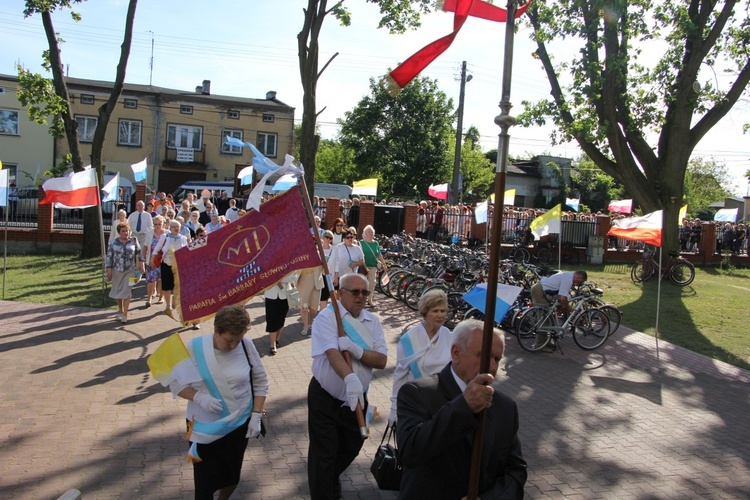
[[515, 293, 611, 353], [630, 247, 695, 286]]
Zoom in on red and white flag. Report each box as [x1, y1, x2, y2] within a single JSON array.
[[428, 183, 449, 200], [40, 169, 99, 208], [608, 199, 633, 214], [607, 210, 663, 247]]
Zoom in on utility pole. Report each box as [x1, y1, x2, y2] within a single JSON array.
[[450, 61, 471, 205]]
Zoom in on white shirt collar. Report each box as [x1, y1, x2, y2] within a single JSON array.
[[450, 365, 467, 392]]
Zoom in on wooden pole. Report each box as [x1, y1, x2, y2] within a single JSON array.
[[467, 1, 520, 498], [297, 175, 369, 439]]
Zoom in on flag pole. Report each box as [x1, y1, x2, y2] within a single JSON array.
[[2, 201, 7, 300], [96, 174, 107, 306], [468, 2, 521, 498], [655, 246, 662, 361], [297, 175, 369, 440]]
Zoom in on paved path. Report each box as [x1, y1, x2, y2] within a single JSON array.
[[1, 290, 748, 499]]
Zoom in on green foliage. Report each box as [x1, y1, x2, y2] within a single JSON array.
[[445, 132, 494, 202], [23, 0, 84, 18], [684, 157, 735, 213], [17, 67, 67, 138], [314, 139, 358, 184], [570, 155, 625, 212], [338, 75, 454, 199], [365, 0, 434, 34]]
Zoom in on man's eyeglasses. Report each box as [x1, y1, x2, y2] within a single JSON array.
[[342, 288, 370, 297]]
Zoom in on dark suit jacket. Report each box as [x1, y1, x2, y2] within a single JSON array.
[[396, 363, 527, 499]]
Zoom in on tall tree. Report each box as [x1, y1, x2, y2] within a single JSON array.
[[570, 155, 625, 213], [520, 1, 750, 250], [297, 0, 433, 198], [18, 0, 138, 258], [338, 75, 455, 199]]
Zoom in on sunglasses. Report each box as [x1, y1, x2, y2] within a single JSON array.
[[343, 288, 370, 297], [324, 236, 333, 240], [344, 236, 354, 240]]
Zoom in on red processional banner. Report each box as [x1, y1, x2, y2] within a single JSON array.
[[172, 187, 321, 324]]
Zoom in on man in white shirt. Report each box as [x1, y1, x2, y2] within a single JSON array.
[[225, 199, 240, 222], [308, 273, 387, 500], [127, 200, 153, 249]]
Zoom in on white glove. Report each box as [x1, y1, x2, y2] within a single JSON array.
[[193, 392, 223, 413], [343, 373, 365, 412], [246, 411, 264, 439], [338, 336, 364, 360], [388, 408, 398, 426]]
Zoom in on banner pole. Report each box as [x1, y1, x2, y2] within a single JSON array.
[[96, 175, 107, 307], [297, 175, 369, 439], [3, 203, 7, 300]]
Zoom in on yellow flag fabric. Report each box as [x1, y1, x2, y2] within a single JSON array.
[[530, 204, 562, 240], [147, 333, 193, 386], [489, 189, 516, 205], [352, 178, 378, 196], [678, 204, 688, 222]]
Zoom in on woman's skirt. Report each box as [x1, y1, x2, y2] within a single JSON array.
[[161, 262, 175, 291], [265, 297, 289, 332], [320, 285, 330, 302], [191, 418, 250, 500], [296, 271, 321, 310], [109, 269, 133, 300]]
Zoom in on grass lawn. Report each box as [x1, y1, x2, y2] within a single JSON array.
[[560, 262, 750, 371], [1, 254, 749, 370]]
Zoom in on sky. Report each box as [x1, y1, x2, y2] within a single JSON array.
[[1, 0, 748, 196]]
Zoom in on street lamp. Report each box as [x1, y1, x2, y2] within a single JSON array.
[[450, 61, 472, 205]]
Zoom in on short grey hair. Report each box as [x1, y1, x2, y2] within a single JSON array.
[[418, 289, 448, 317], [363, 225, 375, 236], [340, 273, 367, 290], [451, 319, 504, 351]]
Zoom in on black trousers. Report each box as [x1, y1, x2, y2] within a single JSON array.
[[307, 377, 367, 500]]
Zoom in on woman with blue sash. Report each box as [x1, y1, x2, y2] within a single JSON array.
[[170, 304, 269, 500], [389, 289, 452, 426]]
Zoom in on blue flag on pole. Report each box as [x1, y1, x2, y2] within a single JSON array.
[[462, 283, 523, 324]]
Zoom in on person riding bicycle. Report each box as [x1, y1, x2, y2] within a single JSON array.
[[530, 270, 588, 349]]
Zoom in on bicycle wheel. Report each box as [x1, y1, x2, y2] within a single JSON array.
[[516, 306, 551, 352], [630, 260, 652, 283], [572, 309, 610, 350], [598, 304, 622, 336], [509, 246, 531, 263], [403, 277, 427, 310], [385, 269, 407, 298], [536, 247, 552, 264], [445, 292, 470, 330], [669, 260, 695, 286]]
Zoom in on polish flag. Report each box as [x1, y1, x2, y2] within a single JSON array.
[[40, 169, 99, 208], [607, 210, 663, 247], [608, 199, 633, 214], [428, 183, 449, 200]]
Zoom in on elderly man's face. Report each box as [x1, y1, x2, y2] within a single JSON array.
[[339, 275, 368, 317], [136, 201, 145, 211], [451, 330, 504, 385]]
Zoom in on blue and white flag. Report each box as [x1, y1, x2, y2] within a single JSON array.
[[0, 169, 9, 207], [246, 153, 303, 211], [565, 198, 580, 212], [101, 172, 120, 203], [224, 136, 249, 149], [462, 283, 523, 325], [248, 143, 284, 175], [271, 173, 297, 193], [474, 200, 488, 224], [237, 165, 254, 186], [714, 208, 738, 222], [131, 158, 148, 183]]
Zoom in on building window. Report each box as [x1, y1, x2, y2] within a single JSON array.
[[0, 87, 6, 95], [76, 115, 98, 143], [123, 98, 138, 109], [118, 119, 142, 146], [80, 94, 95, 104], [180, 105, 193, 115], [257, 132, 277, 158], [262, 113, 275, 123], [0, 109, 19, 135], [228, 110, 240, 119], [167, 124, 202, 150], [222, 129, 243, 154]]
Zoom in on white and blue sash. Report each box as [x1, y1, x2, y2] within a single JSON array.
[[330, 305, 374, 351], [187, 336, 253, 462], [398, 326, 433, 380]]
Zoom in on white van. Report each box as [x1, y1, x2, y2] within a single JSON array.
[[314, 183, 352, 199], [172, 181, 234, 202]]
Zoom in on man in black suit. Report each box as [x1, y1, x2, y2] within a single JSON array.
[[396, 319, 527, 499]]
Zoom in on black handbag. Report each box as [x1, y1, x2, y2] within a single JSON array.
[[370, 423, 403, 491]]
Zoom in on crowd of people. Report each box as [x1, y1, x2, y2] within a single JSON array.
[[135, 188, 528, 499]]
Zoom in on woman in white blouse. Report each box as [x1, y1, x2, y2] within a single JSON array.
[[331, 230, 365, 292], [151, 219, 188, 313], [389, 289, 452, 425]]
